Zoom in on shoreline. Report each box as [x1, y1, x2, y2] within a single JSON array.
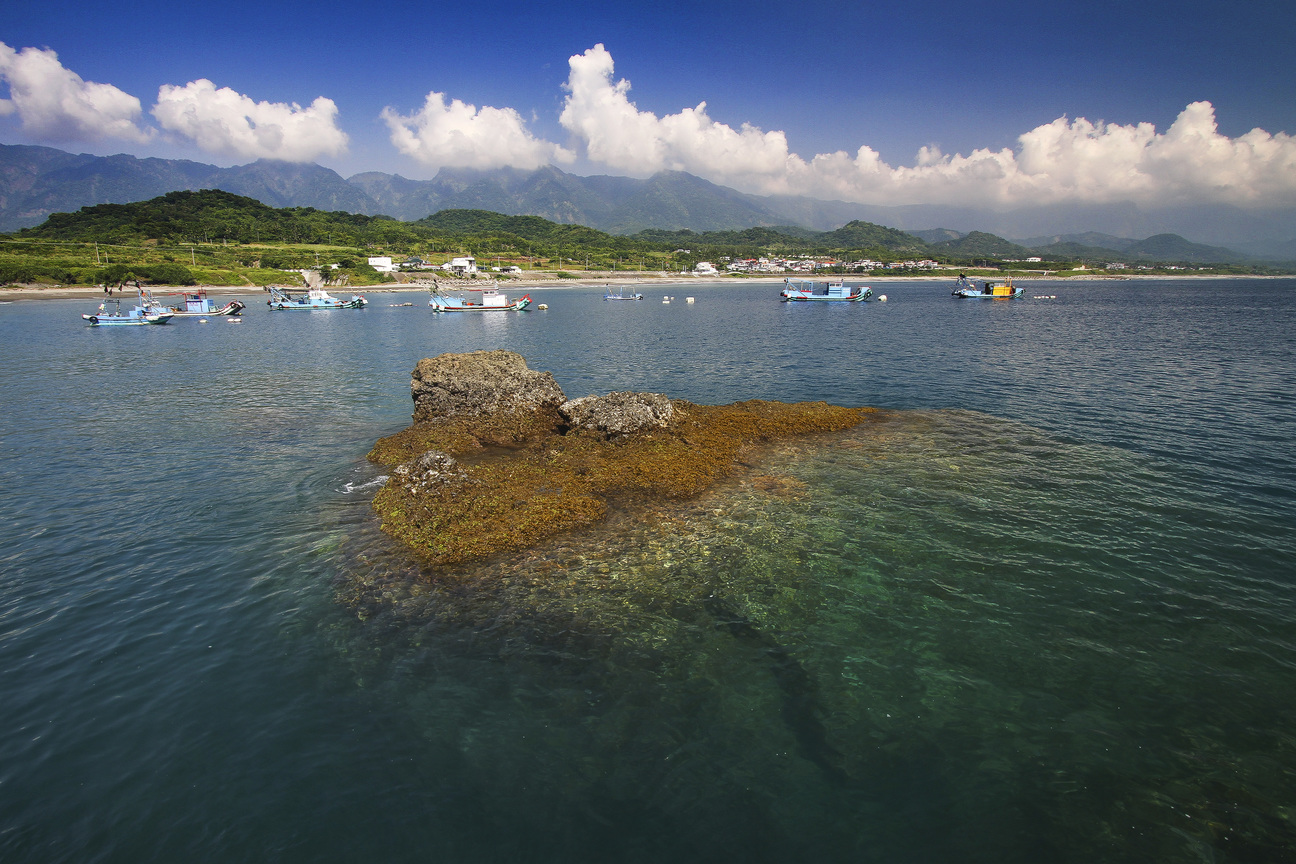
[[0, 271, 1287, 302]]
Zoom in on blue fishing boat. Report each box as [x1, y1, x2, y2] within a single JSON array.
[[81, 287, 173, 326], [266, 285, 367, 310], [780, 278, 872, 302], [604, 287, 644, 300], [952, 274, 1022, 299], [163, 289, 245, 317], [429, 283, 531, 312]]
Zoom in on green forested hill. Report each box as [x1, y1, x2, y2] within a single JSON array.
[[22, 189, 401, 246], [817, 221, 930, 253], [7, 190, 1269, 288], [18, 193, 930, 260], [414, 209, 631, 247], [931, 230, 1034, 258], [1123, 233, 1244, 263]]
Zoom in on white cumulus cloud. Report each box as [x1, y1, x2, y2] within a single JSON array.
[[152, 79, 348, 161], [558, 44, 1296, 209], [382, 91, 574, 172], [559, 44, 793, 184], [0, 42, 151, 143]]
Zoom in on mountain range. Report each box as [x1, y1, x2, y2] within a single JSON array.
[[2, 143, 1292, 262]]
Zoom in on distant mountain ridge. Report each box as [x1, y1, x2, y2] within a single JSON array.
[[931, 227, 1247, 264], [0, 144, 801, 234], [0, 143, 1281, 263]]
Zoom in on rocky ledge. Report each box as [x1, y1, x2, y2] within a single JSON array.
[[368, 350, 873, 567]]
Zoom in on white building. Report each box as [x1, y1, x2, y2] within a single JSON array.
[[694, 261, 718, 275], [367, 256, 395, 273], [443, 256, 477, 275]]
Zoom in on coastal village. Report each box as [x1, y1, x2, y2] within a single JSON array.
[[365, 253, 946, 277]]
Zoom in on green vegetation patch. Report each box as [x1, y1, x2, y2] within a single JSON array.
[[369, 399, 874, 568]]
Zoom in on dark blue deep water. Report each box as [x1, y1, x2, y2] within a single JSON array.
[[2, 279, 1294, 863]]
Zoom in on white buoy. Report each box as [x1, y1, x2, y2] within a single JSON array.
[[199, 318, 208, 323], [878, 295, 887, 302], [537, 303, 548, 310], [686, 297, 695, 303]]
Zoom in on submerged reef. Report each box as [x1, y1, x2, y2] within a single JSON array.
[[368, 350, 873, 567]]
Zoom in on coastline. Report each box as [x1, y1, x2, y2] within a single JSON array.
[[0, 271, 1285, 302]]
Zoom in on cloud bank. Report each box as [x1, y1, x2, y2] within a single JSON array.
[[0, 42, 151, 143], [382, 92, 575, 172], [557, 44, 1296, 210], [153, 79, 348, 161], [4, 39, 1293, 210]]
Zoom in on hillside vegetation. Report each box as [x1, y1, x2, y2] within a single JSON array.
[[1, 190, 1282, 287]]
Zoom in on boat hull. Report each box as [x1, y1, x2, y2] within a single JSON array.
[[429, 294, 532, 312], [168, 301, 246, 316], [269, 298, 367, 310], [781, 292, 872, 302], [83, 312, 172, 325], [952, 288, 1023, 299]]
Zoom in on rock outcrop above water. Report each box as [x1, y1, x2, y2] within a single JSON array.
[[412, 349, 565, 423], [369, 351, 873, 568], [560, 391, 673, 437]]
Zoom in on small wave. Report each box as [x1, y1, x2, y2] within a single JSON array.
[[342, 475, 388, 494]]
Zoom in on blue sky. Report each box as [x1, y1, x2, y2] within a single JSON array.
[[4, 0, 1296, 219]]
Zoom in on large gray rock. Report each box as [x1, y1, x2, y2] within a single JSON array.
[[560, 391, 674, 437], [411, 350, 566, 422]]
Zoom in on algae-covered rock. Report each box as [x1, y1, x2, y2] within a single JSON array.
[[392, 449, 468, 491], [411, 349, 566, 422], [560, 391, 674, 437], [371, 354, 874, 568]]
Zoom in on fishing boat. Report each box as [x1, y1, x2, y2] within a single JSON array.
[[266, 285, 367, 310], [162, 289, 245, 317], [780, 278, 873, 302], [951, 274, 1022, 299], [82, 287, 173, 326], [604, 287, 644, 300], [429, 283, 531, 312]]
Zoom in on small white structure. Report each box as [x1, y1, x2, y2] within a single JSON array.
[[443, 256, 477, 275], [694, 261, 718, 276], [368, 256, 396, 273]]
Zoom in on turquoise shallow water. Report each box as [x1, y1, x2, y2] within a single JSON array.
[[1, 279, 1294, 862]]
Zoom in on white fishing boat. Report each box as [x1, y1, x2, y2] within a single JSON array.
[[780, 278, 872, 302], [163, 289, 245, 317], [951, 274, 1022, 299], [81, 287, 173, 326], [266, 285, 367, 310], [429, 283, 531, 312]]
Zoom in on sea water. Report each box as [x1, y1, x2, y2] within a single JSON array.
[[0, 279, 1293, 862]]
